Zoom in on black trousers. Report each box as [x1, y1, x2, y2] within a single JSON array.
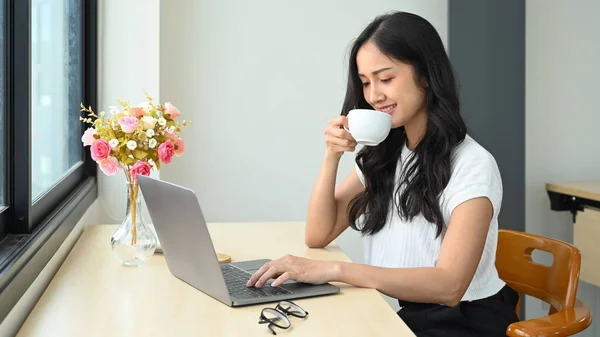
[[397, 285, 520, 337]]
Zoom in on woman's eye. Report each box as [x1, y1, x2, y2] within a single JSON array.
[[381, 78, 393, 83], [361, 82, 370, 88]]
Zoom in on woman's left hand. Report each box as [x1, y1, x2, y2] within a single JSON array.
[[246, 254, 338, 288]]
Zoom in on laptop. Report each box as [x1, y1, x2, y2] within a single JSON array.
[[137, 175, 340, 307]]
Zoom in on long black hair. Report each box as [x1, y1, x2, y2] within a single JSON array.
[[344, 12, 467, 238]]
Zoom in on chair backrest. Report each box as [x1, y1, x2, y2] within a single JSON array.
[[496, 229, 581, 316]]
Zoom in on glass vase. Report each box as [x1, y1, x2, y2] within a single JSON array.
[[111, 180, 157, 266]]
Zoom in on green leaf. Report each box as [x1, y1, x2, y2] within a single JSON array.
[[133, 149, 148, 160], [125, 156, 136, 165], [120, 153, 129, 163]]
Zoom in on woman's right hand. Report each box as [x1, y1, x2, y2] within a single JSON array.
[[324, 116, 357, 157]]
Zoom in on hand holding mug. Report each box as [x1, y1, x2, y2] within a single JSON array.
[[324, 116, 357, 156]]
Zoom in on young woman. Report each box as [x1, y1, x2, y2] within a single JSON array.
[[247, 11, 519, 336]]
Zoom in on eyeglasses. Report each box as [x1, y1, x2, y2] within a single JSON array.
[[258, 300, 309, 335]]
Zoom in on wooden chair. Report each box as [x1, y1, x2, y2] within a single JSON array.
[[496, 229, 592, 336]]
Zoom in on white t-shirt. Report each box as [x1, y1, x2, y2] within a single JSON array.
[[355, 135, 506, 302]]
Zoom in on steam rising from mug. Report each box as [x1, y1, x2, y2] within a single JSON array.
[[344, 109, 392, 146]]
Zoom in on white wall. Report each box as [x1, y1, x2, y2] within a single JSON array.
[[526, 0, 600, 330]]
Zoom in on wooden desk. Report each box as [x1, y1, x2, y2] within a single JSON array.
[[546, 182, 600, 206], [17, 222, 415, 337], [546, 182, 600, 287]]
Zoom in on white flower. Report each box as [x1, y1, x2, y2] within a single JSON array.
[[158, 117, 167, 126], [168, 126, 176, 133], [148, 138, 157, 149], [109, 138, 119, 148], [127, 140, 137, 150], [109, 106, 119, 115], [145, 129, 155, 137], [140, 116, 157, 130]]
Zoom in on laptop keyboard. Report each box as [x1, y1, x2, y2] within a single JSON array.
[[221, 264, 293, 299]]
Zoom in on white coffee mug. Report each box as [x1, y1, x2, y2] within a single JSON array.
[[343, 109, 392, 146]]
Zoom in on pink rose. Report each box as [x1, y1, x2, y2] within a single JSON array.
[[130, 106, 145, 118], [130, 161, 152, 181], [118, 117, 138, 133], [91, 139, 111, 161], [164, 102, 180, 118], [157, 140, 175, 164], [99, 156, 120, 176], [81, 127, 97, 146], [174, 138, 185, 157]]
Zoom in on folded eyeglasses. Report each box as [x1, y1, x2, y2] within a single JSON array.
[[258, 301, 309, 335]]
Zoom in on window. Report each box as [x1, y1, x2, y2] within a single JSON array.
[[31, 0, 83, 200], [0, 0, 97, 323]]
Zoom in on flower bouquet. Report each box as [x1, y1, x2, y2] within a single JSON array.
[[80, 91, 190, 266]]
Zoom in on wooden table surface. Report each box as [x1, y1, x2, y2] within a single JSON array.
[[546, 181, 600, 202], [17, 222, 415, 337]]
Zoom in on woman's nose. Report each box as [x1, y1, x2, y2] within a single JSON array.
[[369, 85, 385, 105]]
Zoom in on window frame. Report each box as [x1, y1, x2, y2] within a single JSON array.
[[0, 0, 97, 323]]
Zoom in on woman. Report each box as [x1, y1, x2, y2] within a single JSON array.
[[247, 11, 519, 336]]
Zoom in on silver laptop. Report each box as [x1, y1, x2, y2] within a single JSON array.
[[137, 175, 340, 307]]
